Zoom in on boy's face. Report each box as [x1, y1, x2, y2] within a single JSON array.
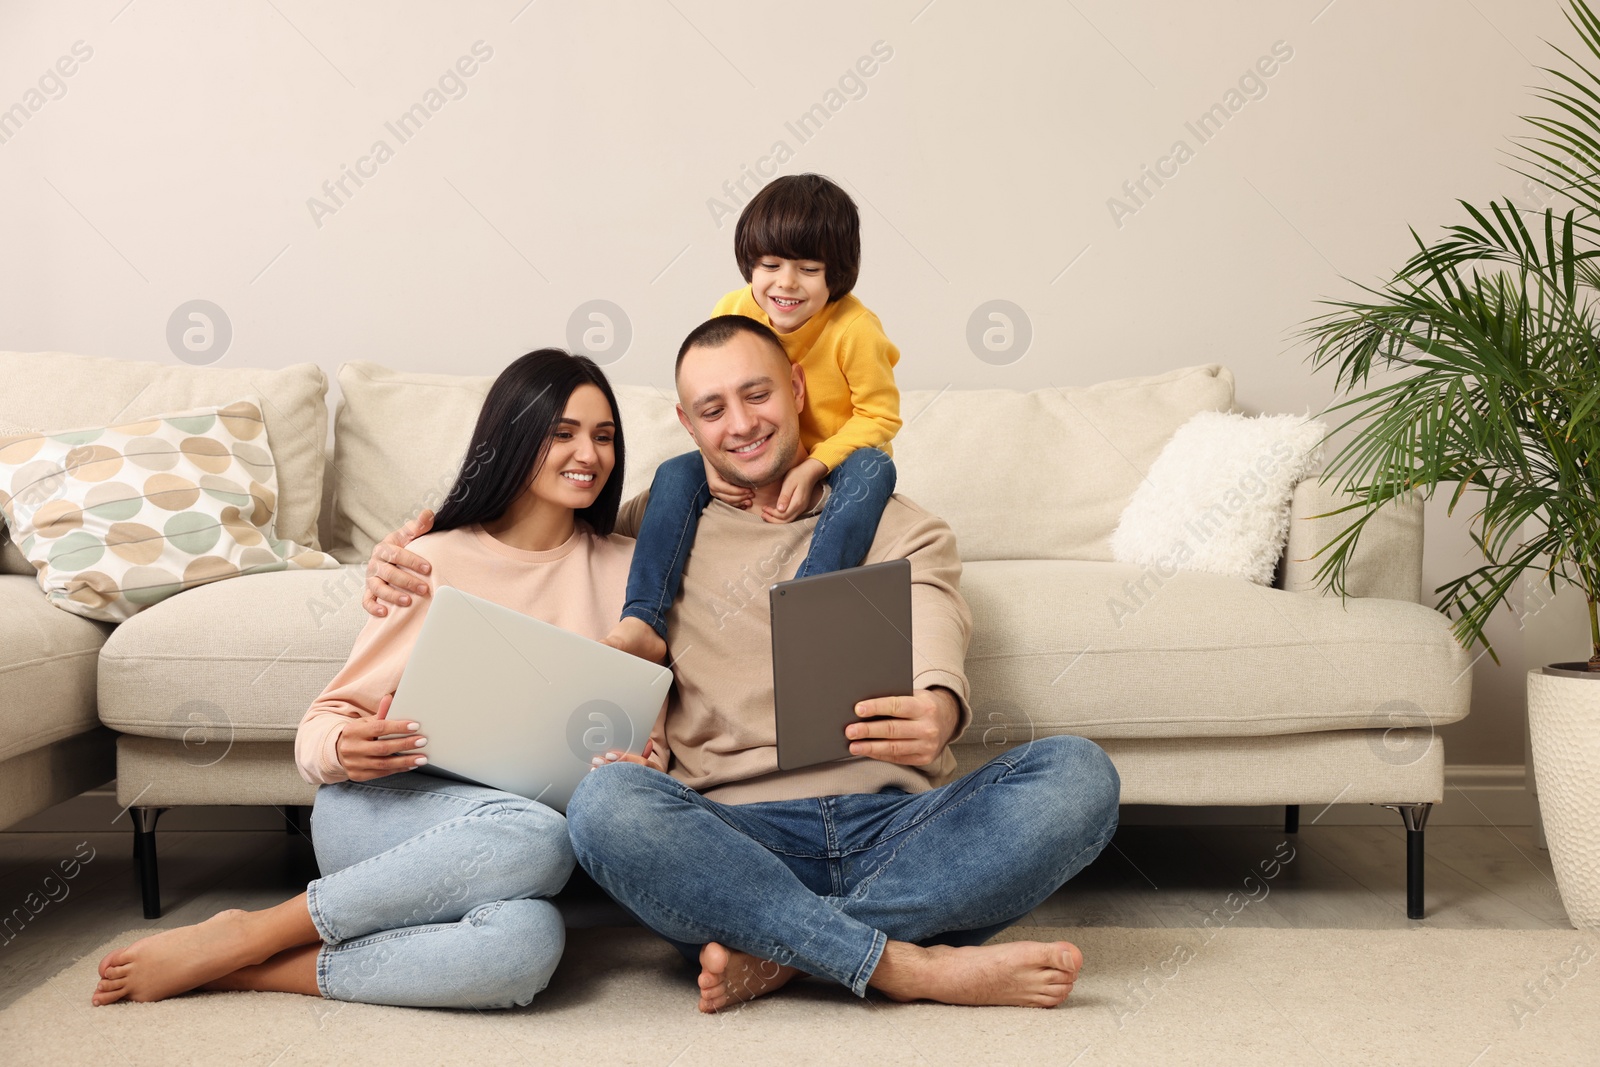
[[750, 256, 829, 334]]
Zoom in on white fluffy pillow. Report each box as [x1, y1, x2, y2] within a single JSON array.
[[1110, 411, 1326, 585]]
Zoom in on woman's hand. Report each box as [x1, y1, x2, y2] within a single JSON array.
[[589, 741, 667, 774], [704, 458, 754, 510], [336, 694, 429, 781], [364, 509, 436, 617], [762, 458, 827, 523]]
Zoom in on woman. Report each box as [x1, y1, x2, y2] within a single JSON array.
[[91, 349, 639, 1009]]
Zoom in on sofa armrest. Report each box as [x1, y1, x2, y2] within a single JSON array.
[[1279, 479, 1424, 604]]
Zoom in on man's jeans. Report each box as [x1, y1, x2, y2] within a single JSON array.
[[306, 772, 574, 1008], [566, 735, 1120, 996], [619, 446, 898, 639]]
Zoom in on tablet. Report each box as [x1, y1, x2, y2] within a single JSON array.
[[770, 559, 913, 771]]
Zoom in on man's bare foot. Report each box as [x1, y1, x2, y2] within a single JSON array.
[[601, 617, 667, 665], [870, 939, 1084, 1008], [697, 942, 800, 1013], [91, 910, 280, 1006]]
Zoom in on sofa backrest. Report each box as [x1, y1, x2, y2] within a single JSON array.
[[324, 361, 1235, 564], [895, 365, 1234, 561], [326, 362, 686, 563], [0, 351, 331, 571]]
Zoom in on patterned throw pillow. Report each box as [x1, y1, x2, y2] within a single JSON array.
[[0, 398, 340, 621]]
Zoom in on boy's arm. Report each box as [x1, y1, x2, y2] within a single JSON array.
[[807, 317, 902, 472]]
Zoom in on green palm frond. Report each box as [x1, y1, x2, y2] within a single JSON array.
[[1300, 0, 1600, 666]]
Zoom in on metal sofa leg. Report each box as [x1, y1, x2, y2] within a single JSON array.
[[1384, 803, 1432, 919], [132, 807, 166, 920], [1285, 805, 1300, 834]]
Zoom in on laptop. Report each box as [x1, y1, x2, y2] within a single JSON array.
[[769, 559, 913, 771], [386, 585, 674, 811]]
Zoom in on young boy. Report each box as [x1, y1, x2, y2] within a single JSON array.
[[604, 173, 903, 663]]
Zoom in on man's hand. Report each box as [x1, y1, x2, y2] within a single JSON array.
[[705, 458, 754, 510], [762, 458, 827, 524], [846, 688, 960, 767], [364, 508, 436, 617], [336, 694, 429, 781]]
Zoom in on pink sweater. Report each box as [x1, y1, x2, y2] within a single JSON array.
[[295, 523, 634, 785]]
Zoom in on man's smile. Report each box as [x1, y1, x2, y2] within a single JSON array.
[[727, 432, 773, 457]]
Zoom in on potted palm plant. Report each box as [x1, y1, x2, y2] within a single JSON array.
[[1301, 0, 1600, 927]]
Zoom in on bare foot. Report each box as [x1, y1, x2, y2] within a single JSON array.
[[601, 617, 667, 665], [697, 942, 800, 1013], [871, 940, 1083, 1008], [199, 944, 321, 997], [91, 910, 276, 1006]]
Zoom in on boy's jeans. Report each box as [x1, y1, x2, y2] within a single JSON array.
[[306, 772, 574, 1008], [566, 735, 1120, 996], [620, 447, 898, 638]]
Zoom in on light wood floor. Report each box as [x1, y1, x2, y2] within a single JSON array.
[[0, 819, 1563, 1012]]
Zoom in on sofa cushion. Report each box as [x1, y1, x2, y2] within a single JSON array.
[[95, 557, 1469, 750], [328, 361, 1234, 564], [0, 351, 329, 551], [960, 559, 1472, 739], [894, 365, 1235, 562], [0, 576, 110, 763], [327, 361, 682, 562], [0, 400, 339, 622], [1, 536, 32, 577], [98, 565, 368, 742]]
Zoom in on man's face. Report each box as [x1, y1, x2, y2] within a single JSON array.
[[675, 332, 804, 490]]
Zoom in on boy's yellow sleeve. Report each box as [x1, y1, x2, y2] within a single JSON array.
[[808, 315, 902, 471]]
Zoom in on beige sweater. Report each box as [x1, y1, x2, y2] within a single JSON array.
[[295, 523, 633, 785], [620, 488, 974, 804]]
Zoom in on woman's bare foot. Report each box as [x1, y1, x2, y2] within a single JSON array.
[[697, 942, 800, 1013], [198, 943, 322, 997], [601, 617, 667, 665], [870, 939, 1084, 1008], [92, 896, 320, 1006], [91, 910, 277, 1005]]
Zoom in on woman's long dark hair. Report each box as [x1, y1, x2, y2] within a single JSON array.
[[432, 349, 626, 537]]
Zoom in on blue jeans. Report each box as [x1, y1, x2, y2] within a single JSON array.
[[620, 447, 898, 637], [306, 772, 575, 1008], [565, 735, 1120, 996]]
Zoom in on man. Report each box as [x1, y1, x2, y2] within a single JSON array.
[[364, 316, 1120, 1010]]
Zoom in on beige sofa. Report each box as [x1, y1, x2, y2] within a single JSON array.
[[0, 352, 1471, 920]]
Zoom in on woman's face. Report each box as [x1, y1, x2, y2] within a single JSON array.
[[526, 383, 616, 512]]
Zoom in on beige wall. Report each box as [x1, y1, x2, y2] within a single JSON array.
[[0, 0, 1566, 765]]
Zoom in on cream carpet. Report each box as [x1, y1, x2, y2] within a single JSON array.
[[4, 924, 1599, 1066]]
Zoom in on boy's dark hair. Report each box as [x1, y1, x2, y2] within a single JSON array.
[[734, 173, 860, 302], [433, 348, 626, 537], [674, 315, 788, 379]]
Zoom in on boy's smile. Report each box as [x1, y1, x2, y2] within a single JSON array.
[[751, 257, 829, 334]]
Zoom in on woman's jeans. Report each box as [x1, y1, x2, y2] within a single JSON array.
[[566, 735, 1120, 996], [620, 447, 898, 638], [306, 772, 575, 1008]]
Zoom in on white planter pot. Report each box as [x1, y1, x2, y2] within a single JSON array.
[[1528, 663, 1600, 928]]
